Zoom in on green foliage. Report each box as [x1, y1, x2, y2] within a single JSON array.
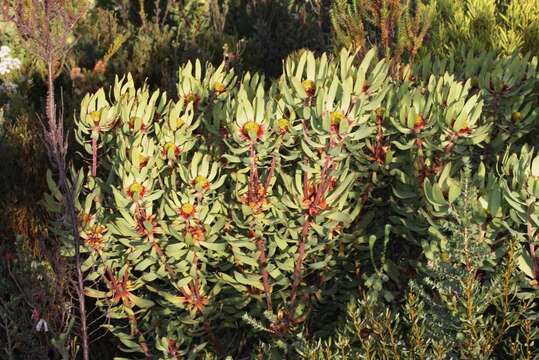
[[2, 0, 539, 358], [426, 0, 539, 58], [299, 164, 537, 359], [330, 0, 437, 66], [43, 46, 539, 357]]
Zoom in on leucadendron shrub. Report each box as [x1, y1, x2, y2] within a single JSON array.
[[45, 48, 539, 358]]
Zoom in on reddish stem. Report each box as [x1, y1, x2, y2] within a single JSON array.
[[128, 313, 151, 359], [247, 145, 273, 311], [256, 237, 273, 312], [289, 219, 310, 320], [264, 154, 277, 193], [248, 144, 259, 203]]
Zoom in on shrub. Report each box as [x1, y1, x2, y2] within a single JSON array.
[[330, 0, 436, 67], [44, 47, 539, 357], [426, 0, 539, 58]]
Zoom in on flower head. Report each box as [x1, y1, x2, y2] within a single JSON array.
[[128, 117, 146, 133], [213, 82, 225, 94], [330, 111, 346, 131], [414, 114, 425, 132], [183, 93, 200, 108], [241, 121, 264, 142], [302, 79, 316, 97], [180, 203, 196, 218], [189, 225, 205, 243], [276, 118, 290, 134], [128, 182, 145, 199], [162, 142, 181, 158], [83, 224, 108, 251], [89, 110, 101, 126], [193, 175, 210, 191]]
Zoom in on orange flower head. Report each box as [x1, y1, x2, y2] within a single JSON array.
[[93, 59, 107, 75], [85, 224, 107, 251], [178, 285, 208, 314], [414, 114, 426, 132], [190, 226, 205, 242]]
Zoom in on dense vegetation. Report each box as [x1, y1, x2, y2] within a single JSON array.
[[1, 0, 538, 359]]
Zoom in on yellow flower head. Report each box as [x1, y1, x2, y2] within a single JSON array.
[[89, 110, 101, 125], [330, 111, 346, 127], [241, 121, 264, 141], [277, 118, 289, 134], [180, 203, 195, 218], [194, 175, 210, 190], [302, 79, 316, 97], [213, 82, 225, 94], [128, 182, 145, 198]]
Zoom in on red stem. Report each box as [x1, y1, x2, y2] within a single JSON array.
[[248, 144, 259, 203], [128, 313, 151, 359], [256, 238, 273, 312], [264, 154, 277, 193], [289, 218, 310, 320]]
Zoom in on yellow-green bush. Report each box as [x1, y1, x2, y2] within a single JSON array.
[[426, 0, 539, 58], [44, 48, 539, 357]]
